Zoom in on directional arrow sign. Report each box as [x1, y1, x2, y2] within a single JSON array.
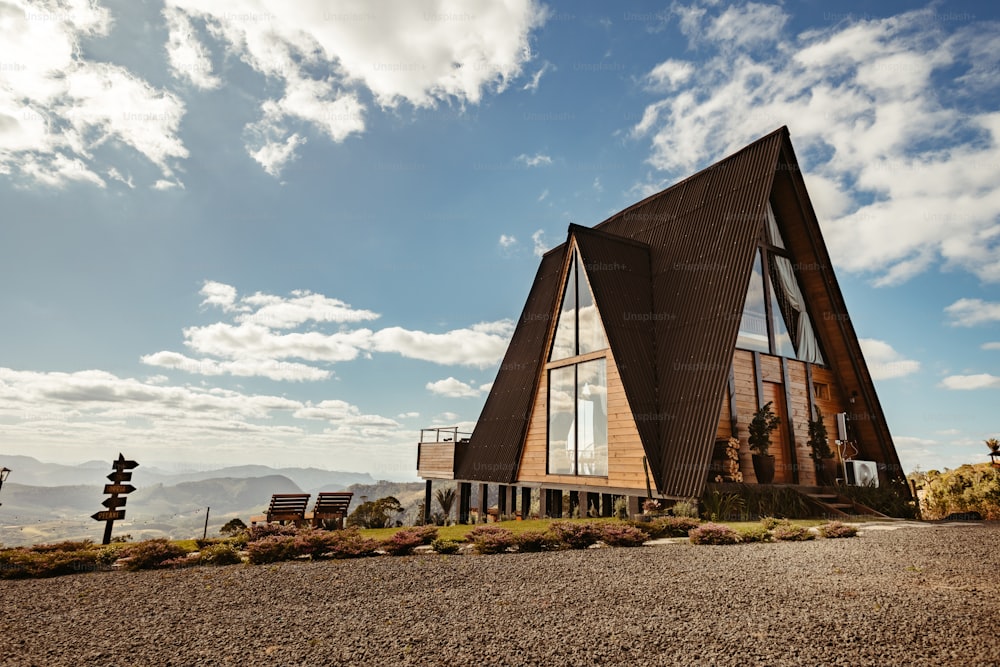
[[103, 484, 135, 495], [107, 470, 132, 483], [91, 510, 125, 522], [112, 458, 139, 471], [102, 496, 127, 509]]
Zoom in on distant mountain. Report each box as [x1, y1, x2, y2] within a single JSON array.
[[0, 455, 375, 492], [0, 456, 430, 547]]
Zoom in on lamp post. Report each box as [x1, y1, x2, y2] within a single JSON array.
[[0, 467, 11, 505]]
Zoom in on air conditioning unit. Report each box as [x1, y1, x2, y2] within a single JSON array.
[[844, 460, 879, 487]]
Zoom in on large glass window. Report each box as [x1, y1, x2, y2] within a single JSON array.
[[735, 204, 824, 364], [550, 252, 607, 362], [546, 248, 609, 477]]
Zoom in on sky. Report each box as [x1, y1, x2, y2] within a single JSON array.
[[1, 0, 998, 482]]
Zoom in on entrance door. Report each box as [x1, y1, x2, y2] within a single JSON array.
[[762, 382, 793, 484]]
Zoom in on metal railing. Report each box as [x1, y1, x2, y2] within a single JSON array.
[[419, 426, 472, 443]]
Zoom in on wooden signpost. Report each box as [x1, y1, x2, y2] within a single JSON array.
[[93, 453, 138, 545]]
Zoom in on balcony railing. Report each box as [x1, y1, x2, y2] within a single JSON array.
[[417, 426, 471, 480]]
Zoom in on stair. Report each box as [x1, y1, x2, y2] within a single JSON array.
[[797, 486, 887, 518]]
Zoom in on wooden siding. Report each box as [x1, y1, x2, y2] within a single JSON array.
[[517, 348, 649, 491], [719, 351, 854, 486], [417, 442, 457, 480]]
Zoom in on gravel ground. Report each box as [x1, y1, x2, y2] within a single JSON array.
[[2, 522, 998, 666]]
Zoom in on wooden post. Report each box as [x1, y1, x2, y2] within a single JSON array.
[[423, 480, 432, 525], [627, 495, 641, 518], [498, 485, 508, 516], [521, 487, 532, 519], [508, 486, 518, 517], [539, 488, 549, 518], [203, 507, 210, 540], [551, 490, 563, 518]]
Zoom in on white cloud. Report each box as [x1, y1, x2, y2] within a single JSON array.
[[516, 152, 552, 167], [0, 0, 188, 187], [531, 229, 550, 257], [538, 188, 549, 202], [165, 0, 548, 176], [944, 298, 1000, 327], [145, 282, 514, 380], [632, 5, 1000, 285], [523, 61, 554, 92], [983, 342, 1000, 351], [139, 350, 330, 381], [426, 377, 489, 398], [397, 411, 420, 419], [940, 374, 1000, 390], [371, 321, 513, 368], [859, 338, 921, 380], [499, 234, 518, 249], [163, 6, 221, 90]]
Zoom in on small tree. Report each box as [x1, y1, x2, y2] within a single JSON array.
[[220, 518, 247, 536], [808, 410, 833, 461], [748, 401, 781, 456], [346, 496, 405, 529], [434, 487, 456, 523]]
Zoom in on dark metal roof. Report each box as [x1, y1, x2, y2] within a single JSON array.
[[455, 246, 566, 483], [463, 126, 902, 497]]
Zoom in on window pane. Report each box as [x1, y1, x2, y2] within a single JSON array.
[[764, 203, 786, 249], [577, 254, 608, 354], [549, 258, 577, 361], [576, 359, 608, 476], [736, 250, 769, 353], [547, 366, 576, 474], [768, 270, 796, 358]]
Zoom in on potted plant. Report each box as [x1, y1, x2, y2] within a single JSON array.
[[808, 409, 837, 486], [748, 401, 781, 484]]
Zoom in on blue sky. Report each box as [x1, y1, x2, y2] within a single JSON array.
[[1, 0, 998, 480]]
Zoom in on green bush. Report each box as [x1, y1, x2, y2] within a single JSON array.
[[688, 522, 739, 545], [633, 516, 701, 539], [513, 530, 559, 553], [771, 522, 815, 541], [246, 535, 299, 564], [122, 539, 190, 571], [430, 538, 461, 554], [199, 543, 243, 566], [841, 481, 918, 519], [737, 524, 772, 543], [1, 546, 104, 579], [670, 500, 700, 518], [817, 521, 859, 539], [916, 464, 996, 520], [466, 525, 515, 554], [598, 524, 648, 547], [548, 521, 601, 549]]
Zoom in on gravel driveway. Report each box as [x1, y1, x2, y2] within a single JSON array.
[[2, 522, 998, 666]]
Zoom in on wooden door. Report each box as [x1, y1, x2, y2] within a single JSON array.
[[762, 382, 793, 484]]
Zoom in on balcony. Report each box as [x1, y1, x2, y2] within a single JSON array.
[[417, 426, 471, 480]]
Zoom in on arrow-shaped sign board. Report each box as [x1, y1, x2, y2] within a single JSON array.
[[107, 470, 132, 483], [102, 496, 127, 509], [91, 510, 125, 522], [112, 458, 139, 471], [103, 484, 136, 495]]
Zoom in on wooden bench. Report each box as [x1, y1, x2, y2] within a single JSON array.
[[250, 493, 311, 526], [310, 492, 353, 528]]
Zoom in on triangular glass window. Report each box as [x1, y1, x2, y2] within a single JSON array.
[[549, 250, 608, 361]]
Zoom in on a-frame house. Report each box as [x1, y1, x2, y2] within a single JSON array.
[[417, 127, 906, 519]]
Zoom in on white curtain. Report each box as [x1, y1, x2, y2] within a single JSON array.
[[766, 204, 823, 364]]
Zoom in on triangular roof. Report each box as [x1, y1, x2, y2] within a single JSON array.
[[459, 127, 901, 497]]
